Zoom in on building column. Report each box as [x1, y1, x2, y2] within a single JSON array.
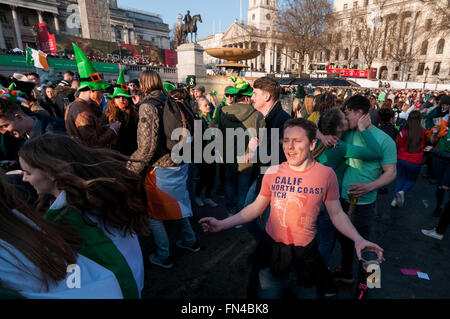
[[37, 10, 43, 24], [11, 6, 23, 50], [53, 14, 60, 33], [0, 22, 6, 49], [273, 44, 278, 73], [282, 46, 287, 73], [123, 26, 129, 44], [130, 29, 135, 45], [257, 42, 262, 71], [265, 43, 271, 73]]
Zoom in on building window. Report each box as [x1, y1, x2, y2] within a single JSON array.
[[344, 48, 349, 60], [436, 39, 445, 54], [365, 0, 369, 6], [252, 14, 255, 20], [23, 16, 30, 26], [417, 62, 425, 75], [432, 62, 441, 75], [425, 19, 432, 31], [5, 37, 13, 49], [339, 21, 343, 26], [0, 14, 6, 23], [354, 1, 358, 8], [325, 49, 330, 61], [421, 40, 428, 55], [344, 3, 348, 9], [353, 47, 359, 59], [266, 14, 271, 20]]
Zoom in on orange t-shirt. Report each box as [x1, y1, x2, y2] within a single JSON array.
[[260, 161, 340, 246]]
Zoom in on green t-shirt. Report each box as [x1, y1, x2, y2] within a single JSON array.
[[437, 127, 450, 152], [315, 130, 383, 190], [341, 126, 397, 204]]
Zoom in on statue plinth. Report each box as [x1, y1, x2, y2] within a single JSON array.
[[177, 42, 206, 82]]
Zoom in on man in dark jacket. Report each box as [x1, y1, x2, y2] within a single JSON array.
[[0, 98, 66, 140], [245, 76, 291, 239], [64, 43, 120, 148]]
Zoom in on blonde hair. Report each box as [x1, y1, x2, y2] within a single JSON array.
[[206, 93, 219, 107], [139, 70, 164, 95], [300, 96, 314, 116]]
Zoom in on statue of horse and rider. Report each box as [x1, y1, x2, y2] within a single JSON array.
[[174, 11, 202, 47]]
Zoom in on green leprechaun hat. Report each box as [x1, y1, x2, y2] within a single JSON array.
[[163, 81, 176, 94], [72, 43, 110, 91], [225, 76, 253, 96], [186, 75, 196, 89], [109, 68, 132, 99]]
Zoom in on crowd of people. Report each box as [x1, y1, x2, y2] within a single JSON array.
[[0, 42, 449, 299], [0, 48, 170, 68]]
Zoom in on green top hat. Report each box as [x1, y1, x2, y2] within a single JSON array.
[[108, 68, 132, 99], [225, 76, 253, 96], [186, 75, 196, 89], [73, 43, 110, 92]]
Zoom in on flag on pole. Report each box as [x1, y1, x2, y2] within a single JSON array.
[[25, 47, 50, 69]]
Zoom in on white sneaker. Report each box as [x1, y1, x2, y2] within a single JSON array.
[[195, 197, 205, 207], [204, 198, 219, 208], [397, 191, 405, 207], [421, 228, 444, 240], [391, 198, 397, 207]]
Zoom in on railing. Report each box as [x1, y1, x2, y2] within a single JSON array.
[[124, 64, 177, 74]]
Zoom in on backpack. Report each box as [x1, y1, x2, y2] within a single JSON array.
[[147, 96, 189, 152]]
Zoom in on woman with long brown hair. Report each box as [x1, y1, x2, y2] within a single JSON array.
[[391, 110, 426, 207], [127, 70, 199, 270], [17, 134, 150, 298], [0, 170, 79, 298], [104, 69, 138, 156], [295, 95, 314, 119]]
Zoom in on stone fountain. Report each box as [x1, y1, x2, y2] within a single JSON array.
[[205, 47, 260, 75]]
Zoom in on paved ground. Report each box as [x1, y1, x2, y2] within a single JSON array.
[[140, 165, 450, 299]]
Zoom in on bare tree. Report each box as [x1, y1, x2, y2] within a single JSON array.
[[277, 0, 334, 73]]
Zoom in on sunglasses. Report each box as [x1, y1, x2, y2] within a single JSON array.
[[225, 94, 233, 98]]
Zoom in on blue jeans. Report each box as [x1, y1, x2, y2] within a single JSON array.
[[149, 217, 197, 260], [316, 207, 336, 266], [257, 267, 316, 299], [224, 164, 251, 214], [244, 179, 271, 241], [394, 159, 421, 194]]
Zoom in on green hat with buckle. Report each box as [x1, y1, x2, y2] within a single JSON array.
[[225, 76, 253, 96], [73, 43, 110, 92], [186, 75, 196, 88], [108, 68, 132, 99]]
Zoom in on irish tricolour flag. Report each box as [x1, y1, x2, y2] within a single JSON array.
[[26, 47, 50, 69]]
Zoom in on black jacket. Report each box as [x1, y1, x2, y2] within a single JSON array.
[[27, 113, 67, 140], [252, 101, 291, 193]]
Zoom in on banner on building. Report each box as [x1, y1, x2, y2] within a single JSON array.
[[164, 50, 177, 67], [327, 63, 377, 80], [37, 23, 56, 54], [55, 34, 166, 65]]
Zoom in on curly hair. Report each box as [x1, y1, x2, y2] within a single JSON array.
[[18, 134, 150, 237], [318, 108, 344, 136], [104, 97, 137, 125]]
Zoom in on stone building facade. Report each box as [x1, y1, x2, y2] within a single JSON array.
[[319, 0, 449, 83], [0, 0, 170, 51]]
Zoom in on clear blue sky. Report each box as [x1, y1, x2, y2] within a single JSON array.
[[117, 0, 249, 40]]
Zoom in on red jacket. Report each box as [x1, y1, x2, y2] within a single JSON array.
[[396, 128, 425, 164]]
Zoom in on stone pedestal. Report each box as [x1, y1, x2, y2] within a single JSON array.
[[177, 43, 206, 83]]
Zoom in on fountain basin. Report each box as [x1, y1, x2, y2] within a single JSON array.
[[205, 48, 260, 62]]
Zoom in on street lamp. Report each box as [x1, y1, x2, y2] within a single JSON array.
[[423, 66, 430, 89]]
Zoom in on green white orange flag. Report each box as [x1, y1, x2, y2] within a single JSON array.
[[26, 47, 50, 69]]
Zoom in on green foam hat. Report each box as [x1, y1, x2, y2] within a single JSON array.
[[164, 81, 176, 94], [186, 75, 196, 88], [225, 76, 253, 96], [108, 68, 132, 99], [73, 43, 110, 92]]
